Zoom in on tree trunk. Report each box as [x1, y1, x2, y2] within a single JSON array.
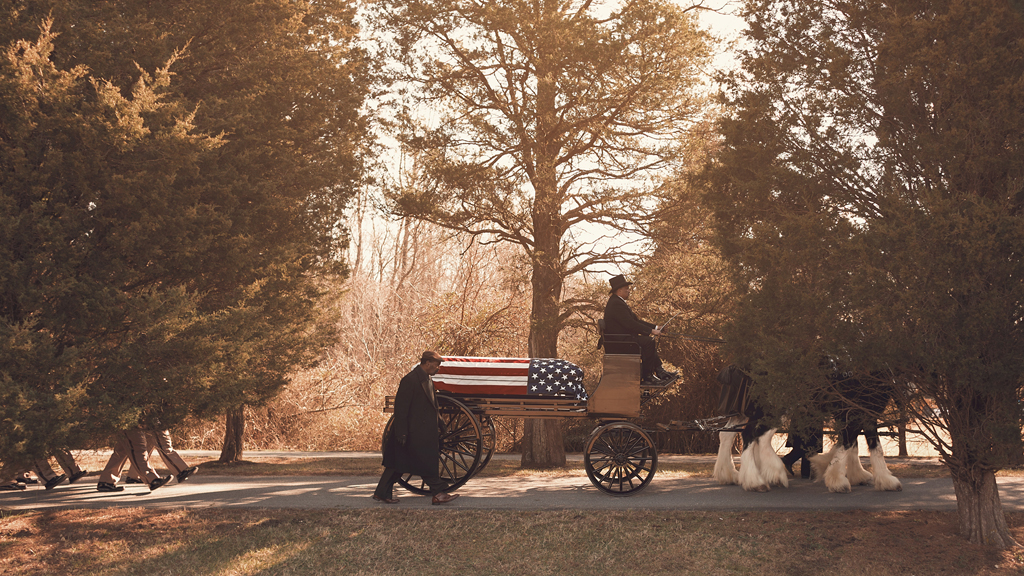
[[521, 419, 566, 469], [519, 21, 567, 470], [520, 255, 567, 468], [219, 405, 246, 463], [950, 467, 1018, 548], [896, 400, 908, 457]]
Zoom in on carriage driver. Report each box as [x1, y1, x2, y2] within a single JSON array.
[[603, 275, 678, 386]]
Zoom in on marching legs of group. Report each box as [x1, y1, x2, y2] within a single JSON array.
[[0, 428, 197, 493], [97, 428, 198, 493], [1, 448, 90, 491]]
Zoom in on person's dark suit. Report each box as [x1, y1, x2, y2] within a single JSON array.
[[604, 294, 663, 378], [375, 364, 450, 499]]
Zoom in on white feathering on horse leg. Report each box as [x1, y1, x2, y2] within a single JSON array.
[[808, 445, 836, 481], [869, 444, 902, 491], [738, 441, 769, 491], [824, 445, 852, 493], [844, 442, 874, 486], [713, 430, 740, 485], [757, 428, 789, 488]]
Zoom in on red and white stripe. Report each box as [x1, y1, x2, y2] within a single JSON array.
[[433, 356, 530, 395]]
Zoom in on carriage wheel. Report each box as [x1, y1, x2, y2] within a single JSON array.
[[382, 395, 482, 495], [469, 414, 496, 477], [584, 422, 658, 496]]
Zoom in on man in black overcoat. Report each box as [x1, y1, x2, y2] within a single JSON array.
[[373, 351, 459, 505], [603, 275, 676, 386]]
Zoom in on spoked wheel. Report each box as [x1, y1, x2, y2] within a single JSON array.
[[584, 421, 658, 496], [470, 414, 496, 477], [381, 395, 483, 495]]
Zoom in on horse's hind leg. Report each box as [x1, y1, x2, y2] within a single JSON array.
[[739, 427, 787, 491], [818, 443, 852, 493], [713, 416, 745, 485], [807, 444, 832, 481], [844, 440, 874, 486], [756, 428, 789, 488], [865, 429, 902, 491], [738, 437, 769, 492]]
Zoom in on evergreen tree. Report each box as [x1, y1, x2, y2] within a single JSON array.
[[702, 0, 1024, 546], [0, 1, 372, 464], [0, 22, 221, 471]]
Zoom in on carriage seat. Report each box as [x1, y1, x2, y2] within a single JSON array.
[[596, 318, 642, 355]]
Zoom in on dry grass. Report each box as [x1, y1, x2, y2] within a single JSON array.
[[2, 507, 1024, 575], [5, 456, 1024, 575]]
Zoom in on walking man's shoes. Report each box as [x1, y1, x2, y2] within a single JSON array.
[[372, 494, 399, 504], [149, 475, 173, 491], [97, 482, 124, 492], [126, 476, 145, 484], [177, 466, 199, 484], [68, 470, 89, 484], [431, 492, 460, 505], [44, 473, 67, 490], [1, 482, 26, 491]]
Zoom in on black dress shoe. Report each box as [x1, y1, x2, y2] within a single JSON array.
[[97, 482, 125, 492], [149, 475, 172, 491], [44, 474, 67, 490], [68, 470, 89, 484], [16, 476, 38, 485], [177, 466, 199, 484], [1, 482, 26, 491], [641, 374, 669, 387]]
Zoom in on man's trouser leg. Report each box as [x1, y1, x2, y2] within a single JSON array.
[[33, 459, 59, 481], [148, 429, 189, 474], [99, 439, 131, 484], [374, 468, 403, 499], [422, 473, 451, 495], [633, 334, 663, 377], [123, 429, 160, 484], [54, 448, 83, 475]]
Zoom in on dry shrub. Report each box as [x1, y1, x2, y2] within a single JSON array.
[[175, 222, 537, 452], [175, 214, 727, 454]]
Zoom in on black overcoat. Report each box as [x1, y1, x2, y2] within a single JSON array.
[[381, 365, 441, 477], [603, 294, 655, 335]]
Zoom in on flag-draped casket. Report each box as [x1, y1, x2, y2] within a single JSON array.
[[433, 357, 588, 401]]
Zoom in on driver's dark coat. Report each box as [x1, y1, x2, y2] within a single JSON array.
[[381, 364, 440, 477], [603, 294, 656, 336]]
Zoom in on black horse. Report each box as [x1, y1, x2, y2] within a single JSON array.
[[712, 364, 902, 493]]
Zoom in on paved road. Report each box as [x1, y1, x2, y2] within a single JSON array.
[[3, 451, 1023, 512], [5, 474, 1024, 512]]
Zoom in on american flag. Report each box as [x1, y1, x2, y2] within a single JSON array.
[[432, 356, 587, 400]]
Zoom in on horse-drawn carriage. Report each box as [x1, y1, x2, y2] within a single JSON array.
[[382, 334, 904, 496], [381, 332, 704, 496]]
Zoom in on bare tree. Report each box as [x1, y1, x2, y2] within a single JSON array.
[[373, 0, 715, 466]]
